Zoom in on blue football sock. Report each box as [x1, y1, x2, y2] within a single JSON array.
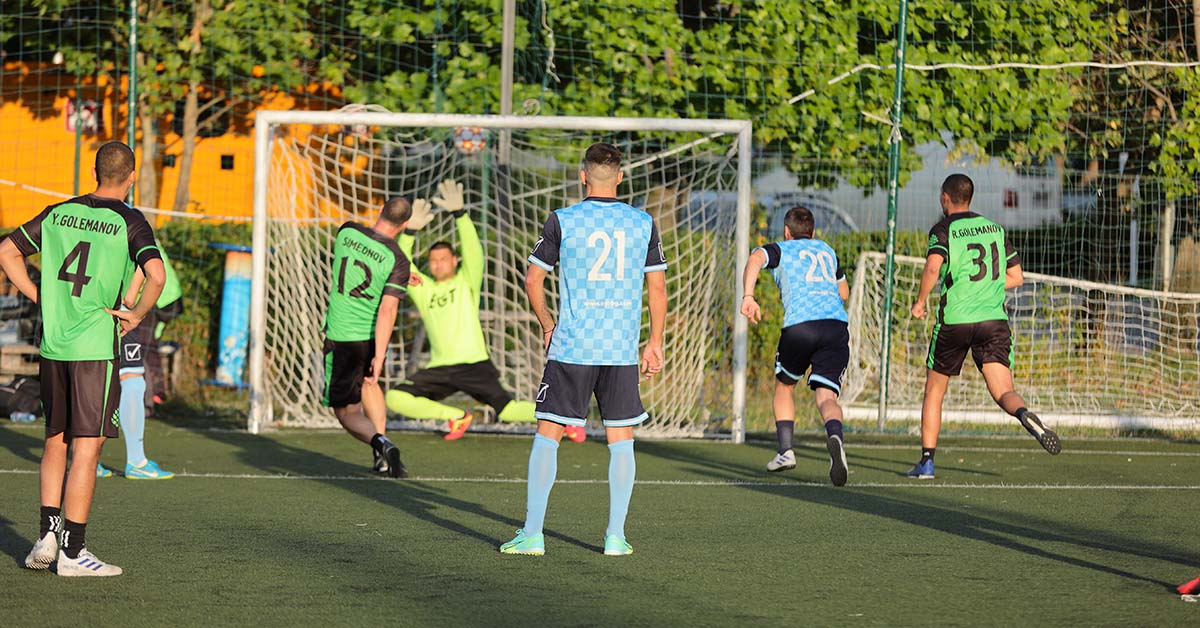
[[606, 439, 636, 539], [120, 376, 147, 468], [523, 434, 560, 536]]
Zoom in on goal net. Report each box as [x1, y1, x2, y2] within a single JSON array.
[[843, 252, 1200, 428], [249, 111, 752, 438]]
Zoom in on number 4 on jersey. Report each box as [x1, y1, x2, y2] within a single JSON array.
[[58, 241, 93, 297]]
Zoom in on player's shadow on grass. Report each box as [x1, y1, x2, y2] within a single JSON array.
[[0, 424, 47, 466], [787, 440, 1001, 478], [195, 429, 593, 552], [675, 459, 1189, 588], [0, 515, 31, 568]]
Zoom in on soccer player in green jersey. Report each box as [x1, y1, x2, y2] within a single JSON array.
[[908, 174, 1061, 479], [384, 180, 573, 442], [3, 141, 166, 576], [323, 197, 412, 478]]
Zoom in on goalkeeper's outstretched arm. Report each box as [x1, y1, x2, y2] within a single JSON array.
[[457, 213, 484, 295]]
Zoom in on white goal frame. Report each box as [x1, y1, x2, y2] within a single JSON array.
[[249, 111, 754, 441]]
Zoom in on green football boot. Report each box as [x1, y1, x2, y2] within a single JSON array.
[[603, 535, 633, 556], [499, 529, 545, 556]]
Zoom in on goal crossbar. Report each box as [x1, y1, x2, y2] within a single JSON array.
[[249, 112, 753, 440]]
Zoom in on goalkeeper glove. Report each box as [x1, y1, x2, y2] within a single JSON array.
[[432, 178, 466, 218], [406, 197, 435, 231]]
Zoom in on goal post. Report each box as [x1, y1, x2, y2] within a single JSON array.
[[249, 111, 753, 441], [843, 252, 1200, 431]]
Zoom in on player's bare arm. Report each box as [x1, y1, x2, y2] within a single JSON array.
[[1005, 263, 1024, 290], [642, 270, 666, 379], [740, 248, 767, 324], [366, 294, 400, 386], [123, 267, 146, 308], [0, 236, 37, 303], [109, 257, 165, 335], [524, 263, 555, 350], [911, 254, 944, 319], [838, 279, 850, 301]]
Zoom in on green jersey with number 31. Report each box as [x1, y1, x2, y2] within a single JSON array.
[[324, 222, 410, 342], [8, 194, 161, 361], [926, 211, 1021, 325]]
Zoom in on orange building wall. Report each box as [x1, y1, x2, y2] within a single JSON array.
[[0, 62, 338, 228]]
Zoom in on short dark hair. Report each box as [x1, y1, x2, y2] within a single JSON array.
[[380, 197, 412, 226], [583, 142, 622, 180], [428, 241, 456, 256], [95, 141, 135, 186], [941, 173, 974, 205], [784, 206, 814, 239]]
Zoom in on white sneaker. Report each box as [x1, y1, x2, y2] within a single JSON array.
[[24, 532, 58, 570], [57, 549, 123, 577], [766, 449, 796, 472]]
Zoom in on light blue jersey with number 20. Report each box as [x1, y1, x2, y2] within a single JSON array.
[[756, 238, 848, 328]]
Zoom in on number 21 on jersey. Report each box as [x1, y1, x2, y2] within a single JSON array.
[[587, 230, 626, 282]]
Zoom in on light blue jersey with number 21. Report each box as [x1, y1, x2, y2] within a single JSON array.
[[529, 197, 667, 366]]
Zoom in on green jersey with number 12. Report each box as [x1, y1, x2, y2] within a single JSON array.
[[926, 211, 1021, 325], [8, 194, 161, 361], [324, 222, 410, 342]]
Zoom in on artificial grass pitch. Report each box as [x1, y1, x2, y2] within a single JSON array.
[[0, 421, 1198, 627]]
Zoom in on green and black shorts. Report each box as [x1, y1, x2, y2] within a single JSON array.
[[41, 357, 121, 439], [322, 338, 375, 408], [926, 319, 1013, 377]]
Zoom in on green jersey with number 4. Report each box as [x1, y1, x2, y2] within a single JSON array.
[[926, 211, 1021, 325], [324, 222, 411, 342], [8, 194, 161, 361]]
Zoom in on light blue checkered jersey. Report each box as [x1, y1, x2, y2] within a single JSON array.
[[529, 197, 668, 365], [757, 238, 848, 327]]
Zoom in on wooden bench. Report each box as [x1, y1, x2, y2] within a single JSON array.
[[0, 342, 39, 377]]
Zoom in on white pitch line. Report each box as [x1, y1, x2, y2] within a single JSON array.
[[0, 468, 1196, 490], [802, 444, 1200, 457]]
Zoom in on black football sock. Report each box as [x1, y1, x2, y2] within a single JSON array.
[[370, 434, 391, 451], [920, 448, 936, 464], [775, 420, 794, 454], [824, 419, 843, 440], [1015, 407, 1029, 421], [39, 506, 61, 538], [61, 519, 86, 559]]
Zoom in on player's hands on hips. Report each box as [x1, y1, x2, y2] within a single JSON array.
[[911, 300, 926, 319], [740, 296, 761, 324], [407, 198, 435, 231], [105, 308, 142, 336], [641, 342, 664, 380], [432, 179, 465, 214]]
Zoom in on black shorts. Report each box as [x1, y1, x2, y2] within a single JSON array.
[[775, 320, 850, 394], [926, 319, 1014, 376], [41, 357, 121, 439], [534, 360, 646, 428], [394, 359, 513, 412], [322, 338, 375, 408]]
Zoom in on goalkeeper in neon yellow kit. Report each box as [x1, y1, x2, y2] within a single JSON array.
[[386, 180, 586, 443]]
